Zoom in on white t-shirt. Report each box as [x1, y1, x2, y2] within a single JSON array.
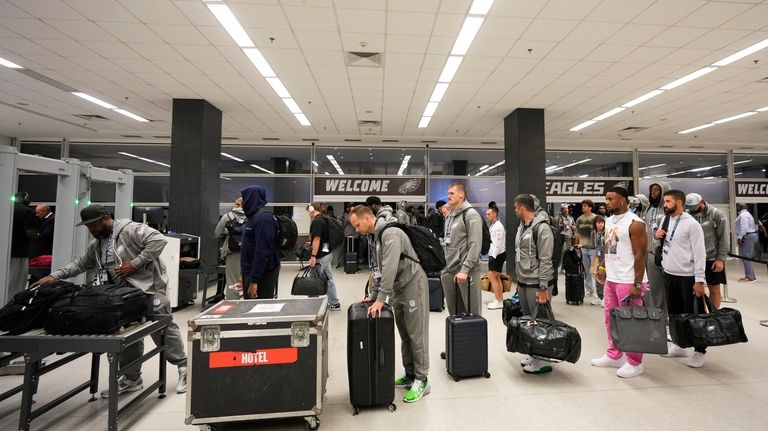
[[604, 211, 648, 284], [488, 220, 506, 258]]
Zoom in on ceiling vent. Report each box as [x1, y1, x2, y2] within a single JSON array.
[[18, 69, 77, 92], [481, 141, 497, 145], [346, 52, 384, 67], [382, 139, 399, 143], [302, 138, 319, 142], [689, 145, 704, 149], [420, 140, 437, 143], [74, 114, 109, 121], [659, 145, 674, 148], [344, 138, 362, 142], [153, 135, 171, 139], [262, 137, 280, 141], [121, 134, 142, 138], [358, 120, 381, 126], [619, 126, 649, 133], [738, 146, 755, 149]]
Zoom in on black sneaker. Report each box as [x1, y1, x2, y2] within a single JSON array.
[[329, 303, 342, 311]]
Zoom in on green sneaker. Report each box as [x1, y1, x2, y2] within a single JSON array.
[[394, 375, 415, 389], [403, 379, 430, 403]]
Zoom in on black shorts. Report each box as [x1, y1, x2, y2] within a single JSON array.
[[705, 260, 727, 286], [489, 252, 507, 272]]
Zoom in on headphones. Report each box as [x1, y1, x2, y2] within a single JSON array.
[[307, 205, 316, 213]]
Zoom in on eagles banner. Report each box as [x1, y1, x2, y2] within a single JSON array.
[[313, 176, 426, 200]]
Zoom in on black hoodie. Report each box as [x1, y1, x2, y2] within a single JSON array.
[[240, 185, 280, 285]]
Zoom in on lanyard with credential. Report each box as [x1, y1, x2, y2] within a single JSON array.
[[663, 217, 681, 254]]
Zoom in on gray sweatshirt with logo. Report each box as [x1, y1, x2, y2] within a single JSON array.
[[515, 211, 555, 289], [443, 200, 483, 274]]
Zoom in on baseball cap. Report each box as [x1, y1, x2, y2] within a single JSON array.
[[77, 205, 110, 226], [685, 193, 702, 210]]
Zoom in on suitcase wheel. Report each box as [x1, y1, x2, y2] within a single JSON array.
[[483, 371, 491, 379], [453, 375, 461, 382], [440, 352, 446, 360], [388, 403, 397, 412], [352, 407, 360, 416], [305, 416, 320, 430]]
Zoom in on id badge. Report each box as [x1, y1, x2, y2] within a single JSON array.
[[97, 269, 109, 285], [321, 242, 330, 253], [444, 230, 451, 245], [651, 220, 659, 231]]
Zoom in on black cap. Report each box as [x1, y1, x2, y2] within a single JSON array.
[[77, 205, 110, 226], [435, 200, 446, 209], [365, 196, 382, 207]]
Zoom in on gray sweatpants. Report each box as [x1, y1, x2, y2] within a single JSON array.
[[392, 272, 430, 381], [518, 283, 551, 320], [9, 257, 29, 299], [441, 267, 482, 316], [224, 252, 241, 300], [122, 290, 187, 380], [646, 256, 668, 315]]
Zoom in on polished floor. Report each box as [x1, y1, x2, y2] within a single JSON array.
[[1, 259, 767, 430]]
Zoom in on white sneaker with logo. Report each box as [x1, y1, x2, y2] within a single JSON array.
[[101, 376, 143, 398], [616, 362, 643, 378], [591, 354, 625, 368], [687, 352, 705, 368], [662, 344, 690, 358], [487, 300, 503, 310]]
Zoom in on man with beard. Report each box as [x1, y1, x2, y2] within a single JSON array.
[[685, 193, 729, 308], [31, 205, 188, 395], [642, 182, 671, 314]]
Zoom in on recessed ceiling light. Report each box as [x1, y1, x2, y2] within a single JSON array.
[[638, 163, 666, 171], [113, 108, 149, 122], [265, 77, 291, 98], [206, 3, 255, 48], [423, 101, 439, 117], [469, 0, 495, 15], [592, 107, 625, 121], [755, 106, 768, 112], [733, 159, 753, 165], [72, 92, 117, 110], [294, 113, 311, 126], [622, 90, 665, 108], [450, 16, 484, 56], [243, 48, 276, 77], [221, 152, 244, 162], [712, 37, 768, 67], [430, 83, 450, 102], [250, 163, 275, 174], [711, 111, 757, 124], [418, 117, 431, 128], [569, 120, 597, 132], [438, 56, 463, 83], [282, 98, 302, 114], [0, 56, 23, 69], [678, 124, 715, 134]]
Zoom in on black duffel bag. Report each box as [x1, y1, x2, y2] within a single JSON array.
[[669, 296, 748, 349], [0, 281, 79, 335], [45, 284, 148, 335], [501, 294, 523, 326], [291, 266, 327, 296], [506, 302, 581, 363]]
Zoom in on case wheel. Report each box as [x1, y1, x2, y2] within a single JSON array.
[[440, 352, 446, 360], [388, 403, 397, 412], [453, 375, 461, 382], [305, 416, 320, 430], [352, 406, 360, 416], [483, 372, 491, 379]]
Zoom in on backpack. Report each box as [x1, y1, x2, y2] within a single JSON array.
[[45, 284, 148, 335], [461, 209, 491, 255], [0, 281, 79, 335], [324, 215, 344, 250], [224, 212, 246, 253], [378, 222, 446, 274], [275, 214, 298, 252]]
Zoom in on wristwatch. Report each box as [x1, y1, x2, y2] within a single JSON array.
[[633, 282, 642, 289]]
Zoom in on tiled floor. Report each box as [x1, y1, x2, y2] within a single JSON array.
[[1, 260, 767, 430]]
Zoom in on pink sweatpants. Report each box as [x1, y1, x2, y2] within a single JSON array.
[[603, 280, 648, 366]]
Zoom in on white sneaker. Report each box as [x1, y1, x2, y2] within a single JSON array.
[[520, 356, 535, 367], [591, 354, 625, 368], [523, 359, 553, 374], [101, 376, 143, 398], [616, 362, 643, 378], [176, 367, 188, 394], [487, 300, 503, 310], [662, 344, 690, 358], [687, 352, 705, 368], [590, 298, 602, 306]]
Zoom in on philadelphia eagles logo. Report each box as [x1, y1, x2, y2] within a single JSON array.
[[398, 179, 422, 194]]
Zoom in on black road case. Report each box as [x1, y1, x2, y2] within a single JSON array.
[[186, 298, 329, 430]]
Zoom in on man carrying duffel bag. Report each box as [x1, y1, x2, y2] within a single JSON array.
[[30, 205, 188, 396]]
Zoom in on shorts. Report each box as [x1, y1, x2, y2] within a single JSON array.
[[705, 260, 727, 286], [488, 252, 506, 272]]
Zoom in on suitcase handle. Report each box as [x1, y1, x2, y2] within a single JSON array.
[[453, 277, 472, 316], [378, 343, 384, 369]]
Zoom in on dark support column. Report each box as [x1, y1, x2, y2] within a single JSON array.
[[272, 157, 292, 218], [169, 99, 222, 267], [504, 108, 546, 270], [452, 160, 468, 176]]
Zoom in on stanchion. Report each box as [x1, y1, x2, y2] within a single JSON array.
[[720, 283, 737, 303]]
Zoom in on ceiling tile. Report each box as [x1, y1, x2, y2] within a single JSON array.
[[469, 38, 515, 57], [31, 39, 97, 58], [608, 24, 667, 46], [295, 31, 342, 51], [336, 9, 385, 34], [492, 0, 548, 18], [118, 0, 190, 25], [565, 21, 623, 44], [386, 35, 429, 54], [387, 0, 440, 13], [63, 0, 137, 22], [384, 53, 424, 68], [301, 49, 345, 66], [99, 22, 165, 44], [632, 0, 707, 26], [230, 4, 290, 30], [477, 17, 531, 40], [686, 28, 752, 50], [340, 33, 385, 53], [547, 42, 598, 61], [538, 0, 602, 20], [584, 44, 637, 62], [387, 12, 435, 36], [426, 36, 454, 55], [587, 0, 655, 22], [283, 7, 338, 32], [81, 41, 141, 58], [522, 19, 579, 42], [0, 18, 68, 40], [721, 4, 768, 31], [148, 24, 210, 45], [676, 1, 753, 28], [646, 26, 709, 48]]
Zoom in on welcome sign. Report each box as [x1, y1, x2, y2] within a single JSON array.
[[314, 177, 426, 199]]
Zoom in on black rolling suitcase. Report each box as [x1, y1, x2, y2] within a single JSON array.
[[428, 276, 444, 311], [347, 302, 396, 415], [563, 248, 585, 305], [445, 280, 490, 381], [345, 236, 358, 274]]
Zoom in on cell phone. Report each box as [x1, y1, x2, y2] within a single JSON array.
[[621, 295, 632, 304]]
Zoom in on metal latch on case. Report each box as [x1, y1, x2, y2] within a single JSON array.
[[200, 325, 220, 352], [291, 322, 310, 348]]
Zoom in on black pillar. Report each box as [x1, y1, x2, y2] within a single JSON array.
[[504, 108, 546, 269], [452, 160, 468, 176], [169, 99, 222, 266]]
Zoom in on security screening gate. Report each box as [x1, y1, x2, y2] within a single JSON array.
[[0, 146, 133, 305]]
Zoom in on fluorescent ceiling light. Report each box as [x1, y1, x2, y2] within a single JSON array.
[[326, 155, 344, 175], [622, 90, 665, 108], [690, 165, 720, 172], [469, 0, 495, 15], [638, 164, 667, 171], [659, 67, 718, 90], [324, 172, 330, 175], [712, 111, 758, 124], [451, 16, 484, 56], [735, 172, 743, 176], [569, 120, 597, 132], [113, 108, 149, 122], [678, 124, 714, 134], [578, 174, 589, 178], [478, 165, 489, 171], [592, 107, 626, 121], [756, 106, 768, 112], [72, 92, 117, 110], [476, 160, 505, 176], [733, 159, 753, 165], [712, 37, 768, 67], [206, 3, 254, 48], [250, 163, 275, 175], [118, 151, 170, 168], [438, 56, 463, 83], [265, 77, 291, 98], [0, 56, 23, 69], [545, 165, 559, 171], [294, 113, 311, 126], [221, 152, 244, 162], [418, 117, 431, 128], [423, 101, 439, 117], [282, 98, 302, 114], [397, 155, 411, 176], [548, 158, 591, 172], [430, 83, 450, 102], [243, 48, 276, 77]]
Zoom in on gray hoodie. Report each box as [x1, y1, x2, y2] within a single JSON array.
[[642, 181, 671, 257], [370, 214, 425, 303], [690, 203, 730, 261], [51, 219, 168, 293], [443, 200, 483, 274], [515, 211, 555, 288]]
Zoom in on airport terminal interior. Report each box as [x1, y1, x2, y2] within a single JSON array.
[[1, 0, 768, 430]]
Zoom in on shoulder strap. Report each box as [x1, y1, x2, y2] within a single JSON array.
[[661, 214, 670, 231]]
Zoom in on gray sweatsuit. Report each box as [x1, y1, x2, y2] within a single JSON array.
[[371, 214, 429, 381], [514, 212, 554, 318], [441, 200, 483, 316], [642, 181, 671, 313]]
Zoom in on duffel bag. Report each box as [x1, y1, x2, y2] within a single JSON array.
[[610, 295, 668, 355], [669, 296, 748, 349], [291, 266, 328, 296], [0, 281, 79, 335], [506, 302, 581, 364], [45, 284, 148, 335], [501, 294, 522, 326]]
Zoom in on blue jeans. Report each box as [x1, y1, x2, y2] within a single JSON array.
[[315, 253, 340, 305], [581, 247, 597, 295], [740, 233, 758, 279]]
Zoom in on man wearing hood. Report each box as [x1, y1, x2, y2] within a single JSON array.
[[215, 197, 246, 299], [351, 205, 431, 403], [686, 193, 729, 308], [240, 185, 281, 300], [642, 182, 671, 313], [31, 205, 188, 396]]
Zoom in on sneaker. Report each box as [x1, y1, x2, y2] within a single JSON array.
[[394, 375, 415, 389], [737, 277, 756, 283], [487, 300, 503, 310], [520, 356, 535, 367], [687, 352, 705, 368], [176, 367, 187, 393], [590, 298, 602, 306], [329, 303, 342, 311], [523, 359, 553, 374], [403, 379, 430, 403], [101, 376, 143, 398], [616, 362, 643, 378], [591, 355, 625, 368], [662, 344, 690, 358]]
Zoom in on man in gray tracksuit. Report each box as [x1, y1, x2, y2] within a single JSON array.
[[31, 205, 187, 396], [350, 205, 430, 403], [642, 181, 671, 313], [441, 183, 483, 316], [686, 193, 730, 308]]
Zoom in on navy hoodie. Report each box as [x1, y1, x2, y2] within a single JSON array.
[[240, 185, 280, 285]]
